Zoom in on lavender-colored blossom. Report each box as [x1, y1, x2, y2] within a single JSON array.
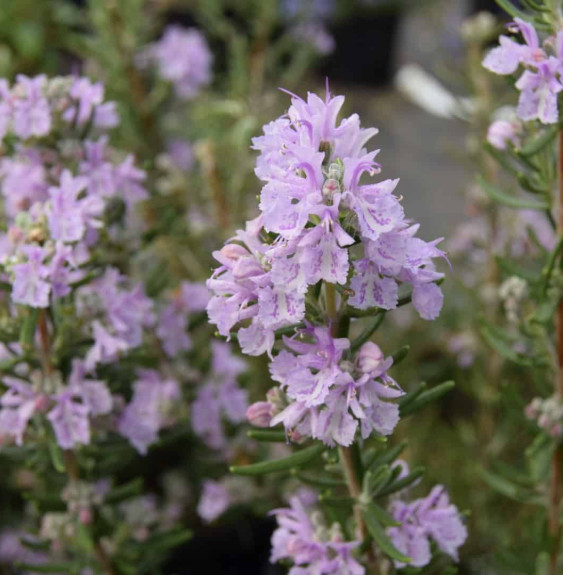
[[197, 480, 230, 523], [157, 303, 192, 357], [270, 328, 402, 446], [0, 378, 39, 445], [483, 18, 563, 124], [118, 370, 180, 455], [79, 138, 117, 198], [270, 495, 364, 575], [80, 269, 155, 365], [516, 58, 562, 124], [12, 75, 51, 139], [47, 392, 91, 449], [192, 342, 248, 451], [0, 154, 48, 217], [48, 170, 103, 242], [12, 245, 51, 308], [68, 360, 113, 416], [387, 485, 467, 569], [482, 18, 545, 75], [62, 77, 105, 126], [85, 321, 129, 369], [180, 281, 210, 312], [487, 120, 520, 150], [142, 26, 212, 100], [167, 140, 194, 172]]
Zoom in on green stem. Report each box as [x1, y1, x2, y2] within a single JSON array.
[[324, 282, 380, 574]]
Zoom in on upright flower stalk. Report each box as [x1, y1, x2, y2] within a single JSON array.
[[481, 3, 563, 572], [207, 85, 466, 573]]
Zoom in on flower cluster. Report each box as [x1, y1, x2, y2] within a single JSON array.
[[207, 86, 463, 573], [387, 485, 468, 569], [483, 18, 563, 124], [208, 87, 446, 357], [138, 26, 212, 100], [271, 493, 364, 575], [191, 341, 249, 453], [0, 76, 146, 309], [0, 75, 193, 455], [266, 332, 402, 446], [525, 396, 563, 438]]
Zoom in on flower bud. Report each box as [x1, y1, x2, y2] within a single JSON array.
[[79, 508, 92, 525], [219, 243, 248, 262], [355, 342, 384, 374], [246, 401, 273, 428], [487, 120, 520, 151]]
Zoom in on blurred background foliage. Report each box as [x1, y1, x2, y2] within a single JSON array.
[[0, 0, 538, 574]]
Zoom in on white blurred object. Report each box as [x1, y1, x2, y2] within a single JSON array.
[[395, 64, 474, 120]]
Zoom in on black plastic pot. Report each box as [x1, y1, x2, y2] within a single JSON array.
[[322, 11, 401, 87]]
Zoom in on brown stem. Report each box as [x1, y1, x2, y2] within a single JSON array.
[[63, 451, 116, 575], [38, 316, 116, 575], [38, 310, 54, 377], [548, 130, 563, 575], [339, 446, 380, 575]]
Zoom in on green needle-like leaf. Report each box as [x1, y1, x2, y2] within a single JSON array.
[[247, 429, 288, 442], [399, 381, 455, 416], [230, 443, 325, 475], [478, 176, 550, 211], [362, 505, 411, 563]]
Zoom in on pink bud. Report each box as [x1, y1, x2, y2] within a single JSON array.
[[551, 423, 563, 438], [34, 394, 50, 413], [7, 226, 24, 243], [219, 243, 248, 262], [79, 508, 92, 525], [246, 401, 273, 428], [356, 342, 384, 374], [487, 120, 519, 151], [524, 402, 538, 420]]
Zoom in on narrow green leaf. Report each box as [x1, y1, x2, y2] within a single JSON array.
[[496, 256, 538, 283], [105, 478, 144, 504], [362, 506, 411, 563], [146, 527, 192, 551], [480, 468, 537, 503], [541, 235, 563, 296], [365, 442, 407, 470], [48, 441, 65, 474], [294, 471, 345, 488], [478, 176, 550, 211], [376, 467, 425, 497], [391, 345, 410, 366], [368, 465, 393, 494], [365, 501, 400, 527], [398, 382, 427, 410], [230, 444, 325, 475], [399, 381, 455, 416], [319, 495, 354, 509], [351, 313, 385, 353], [19, 307, 39, 350], [480, 322, 542, 367], [494, 0, 533, 19], [247, 429, 287, 442]]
